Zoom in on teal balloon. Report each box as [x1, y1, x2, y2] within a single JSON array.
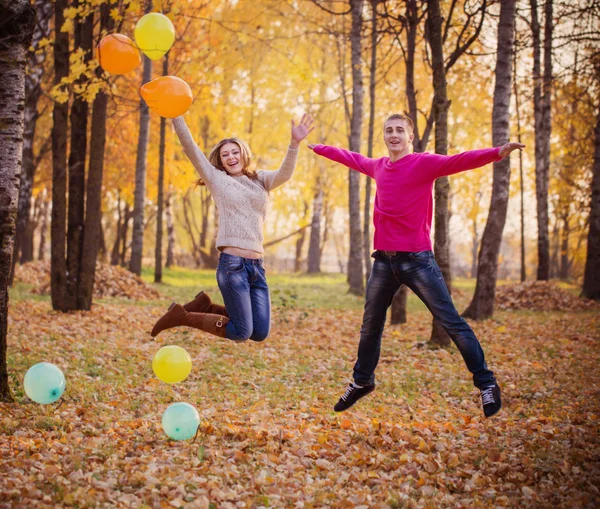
[[161, 402, 200, 441], [23, 362, 66, 404]]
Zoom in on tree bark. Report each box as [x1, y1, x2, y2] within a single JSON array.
[[130, 1, 153, 276], [50, 0, 70, 311], [307, 183, 323, 273], [121, 202, 131, 267], [10, 0, 52, 283], [78, 4, 112, 310], [0, 0, 36, 401], [514, 47, 526, 282], [531, 0, 553, 280], [66, 3, 93, 309], [363, 0, 379, 287], [427, 0, 451, 346], [294, 202, 309, 272], [166, 188, 175, 268], [155, 55, 168, 283], [38, 193, 49, 261], [463, 0, 517, 320], [582, 110, 600, 299], [390, 0, 421, 325], [347, 0, 365, 296], [559, 215, 570, 280], [111, 194, 122, 266]]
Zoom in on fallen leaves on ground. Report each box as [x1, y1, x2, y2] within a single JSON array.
[[495, 280, 599, 311], [14, 261, 160, 300], [1, 300, 599, 508]]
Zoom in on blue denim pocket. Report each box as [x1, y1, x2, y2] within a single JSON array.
[[409, 250, 432, 261]]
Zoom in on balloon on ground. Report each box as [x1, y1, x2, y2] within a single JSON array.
[[140, 76, 193, 118], [152, 345, 192, 383], [162, 402, 200, 440], [23, 362, 66, 404], [134, 12, 175, 60], [97, 34, 141, 75]]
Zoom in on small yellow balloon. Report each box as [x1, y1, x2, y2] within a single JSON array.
[[140, 76, 193, 118], [152, 345, 192, 384], [134, 12, 175, 60]]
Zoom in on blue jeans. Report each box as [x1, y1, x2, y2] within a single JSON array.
[[353, 250, 496, 389], [216, 253, 271, 342]]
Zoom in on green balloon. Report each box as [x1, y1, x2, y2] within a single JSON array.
[[23, 362, 66, 404], [161, 402, 200, 441]]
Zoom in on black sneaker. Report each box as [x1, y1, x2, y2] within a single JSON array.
[[480, 383, 502, 417], [334, 383, 376, 412]]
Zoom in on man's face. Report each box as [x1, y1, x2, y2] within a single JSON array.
[[383, 119, 414, 153]]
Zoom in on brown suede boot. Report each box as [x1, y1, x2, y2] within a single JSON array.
[[151, 303, 229, 338], [183, 291, 229, 317]]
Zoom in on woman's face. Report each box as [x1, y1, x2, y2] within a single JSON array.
[[219, 142, 244, 176]]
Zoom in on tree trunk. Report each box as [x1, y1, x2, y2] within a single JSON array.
[[347, 0, 365, 296], [294, 202, 309, 272], [10, 0, 52, 284], [98, 218, 107, 263], [531, 0, 553, 280], [111, 194, 122, 265], [514, 47, 526, 282], [166, 188, 175, 268], [550, 218, 559, 278], [307, 183, 323, 273], [0, 0, 36, 402], [582, 108, 600, 299], [559, 215, 570, 280], [470, 216, 479, 278], [390, 285, 407, 324], [50, 0, 70, 312], [390, 0, 424, 324], [66, 4, 93, 310], [155, 55, 168, 283], [427, 0, 451, 346], [129, 1, 153, 276], [20, 219, 34, 264], [463, 0, 517, 320], [38, 193, 49, 260], [121, 202, 131, 267], [363, 0, 379, 287], [78, 4, 112, 310]]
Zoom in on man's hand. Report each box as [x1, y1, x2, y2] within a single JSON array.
[[499, 142, 525, 158]]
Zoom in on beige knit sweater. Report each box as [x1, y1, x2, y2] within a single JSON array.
[[172, 116, 299, 254]]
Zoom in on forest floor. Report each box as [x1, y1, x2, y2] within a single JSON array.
[[1, 268, 599, 508]]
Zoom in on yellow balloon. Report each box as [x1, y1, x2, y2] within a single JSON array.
[[152, 345, 192, 384], [134, 12, 175, 60], [140, 76, 193, 118]]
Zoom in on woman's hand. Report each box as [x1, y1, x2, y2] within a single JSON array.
[[499, 142, 525, 158], [290, 114, 315, 149]]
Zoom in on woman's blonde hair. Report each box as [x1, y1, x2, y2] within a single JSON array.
[[196, 137, 258, 186]]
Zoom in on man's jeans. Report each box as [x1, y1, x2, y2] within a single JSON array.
[[216, 253, 270, 342], [353, 250, 496, 389]]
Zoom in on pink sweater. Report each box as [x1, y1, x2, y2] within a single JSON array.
[[313, 145, 503, 252]]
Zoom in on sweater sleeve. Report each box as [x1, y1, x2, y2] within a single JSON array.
[[419, 147, 503, 179], [312, 144, 376, 178], [172, 116, 220, 185], [257, 146, 299, 191]]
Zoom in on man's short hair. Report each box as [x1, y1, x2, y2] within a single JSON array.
[[384, 114, 414, 133]]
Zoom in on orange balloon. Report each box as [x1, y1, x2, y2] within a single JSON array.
[[140, 76, 193, 118], [97, 34, 141, 75]]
